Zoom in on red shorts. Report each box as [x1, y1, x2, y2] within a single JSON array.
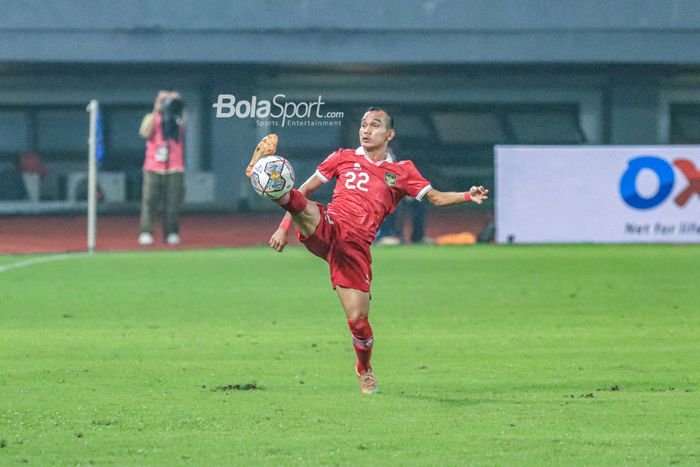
[[297, 203, 372, 292]]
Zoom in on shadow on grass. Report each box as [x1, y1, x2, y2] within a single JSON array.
[[387, 392, 500, 406]]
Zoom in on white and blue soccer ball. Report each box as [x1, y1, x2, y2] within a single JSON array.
[[250, 155, 295, 199]]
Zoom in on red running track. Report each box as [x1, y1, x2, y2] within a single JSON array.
[[0, 210, 492, 254]]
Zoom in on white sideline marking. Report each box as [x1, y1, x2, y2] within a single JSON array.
[[0, 253, 87, 274]]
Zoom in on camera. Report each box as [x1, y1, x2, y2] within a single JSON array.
[[160, 96, 184, 117], [160, 96, 184, 141]]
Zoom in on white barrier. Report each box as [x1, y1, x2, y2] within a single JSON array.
[[66, 172, 126, 202], [495, 146, 700, 243]]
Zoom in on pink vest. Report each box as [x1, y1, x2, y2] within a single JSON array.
[[144, 113, 185, 173]]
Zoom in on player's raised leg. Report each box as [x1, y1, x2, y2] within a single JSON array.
[[336, 286, 378, 394], [245, 133, 278, 178], [247, 134, 324, 248], [275, 190, 322, 238]]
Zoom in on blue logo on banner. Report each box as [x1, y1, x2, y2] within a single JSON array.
[[619, 156, 675, 210]]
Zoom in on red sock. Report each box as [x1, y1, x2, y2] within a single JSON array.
[[347, 317, 374, 373], [276, 189, 307, 214]]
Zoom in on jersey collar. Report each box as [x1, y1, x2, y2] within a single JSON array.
[[355, 146, 392, 165]]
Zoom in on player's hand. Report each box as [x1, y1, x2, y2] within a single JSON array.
[[269, 228, 289, 253], [469, 186, 489, 204]]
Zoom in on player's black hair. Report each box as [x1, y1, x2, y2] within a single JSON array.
[[366, 107, 394, 130]]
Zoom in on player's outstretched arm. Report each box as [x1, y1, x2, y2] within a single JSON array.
[[269, 174, 325, 252], [425, 186, 489, 207]]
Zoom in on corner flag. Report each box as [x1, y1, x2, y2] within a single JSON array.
[[96, 106, 105, 165]]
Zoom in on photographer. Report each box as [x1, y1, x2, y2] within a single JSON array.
[[138, 90, 186, 246]]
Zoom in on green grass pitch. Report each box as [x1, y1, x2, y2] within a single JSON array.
[[1, 245, 699, 464]]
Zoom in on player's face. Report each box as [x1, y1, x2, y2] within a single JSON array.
[[359, 111, 394, 151]]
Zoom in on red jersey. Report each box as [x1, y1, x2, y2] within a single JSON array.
[[315, 147, 432, 243]]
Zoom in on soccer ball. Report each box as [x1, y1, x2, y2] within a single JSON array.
[[250, 155, 295, 199]]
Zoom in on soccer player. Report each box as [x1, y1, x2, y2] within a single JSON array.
[[246, 108, 488, 394]]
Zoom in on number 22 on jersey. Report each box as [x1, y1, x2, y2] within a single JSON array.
[[344, 171, 369, 191]]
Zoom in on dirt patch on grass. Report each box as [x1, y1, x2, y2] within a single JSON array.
[[92, 419, 118, 426], [208, 383, 261, 391], [596, 385, 621, 392]]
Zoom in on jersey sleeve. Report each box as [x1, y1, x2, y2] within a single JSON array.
[[314, 149, 343, 183], [399, 160, 432, 201]]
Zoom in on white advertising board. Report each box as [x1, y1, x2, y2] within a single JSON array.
[[495, 146, 700, 243]]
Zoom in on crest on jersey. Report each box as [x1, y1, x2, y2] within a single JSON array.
[[385, 172, 397, 186], [353, 162, 361, 171]]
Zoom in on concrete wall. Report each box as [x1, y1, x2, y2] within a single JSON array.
[[2, 1, 700, 64], [2, 66, 700, 205]]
